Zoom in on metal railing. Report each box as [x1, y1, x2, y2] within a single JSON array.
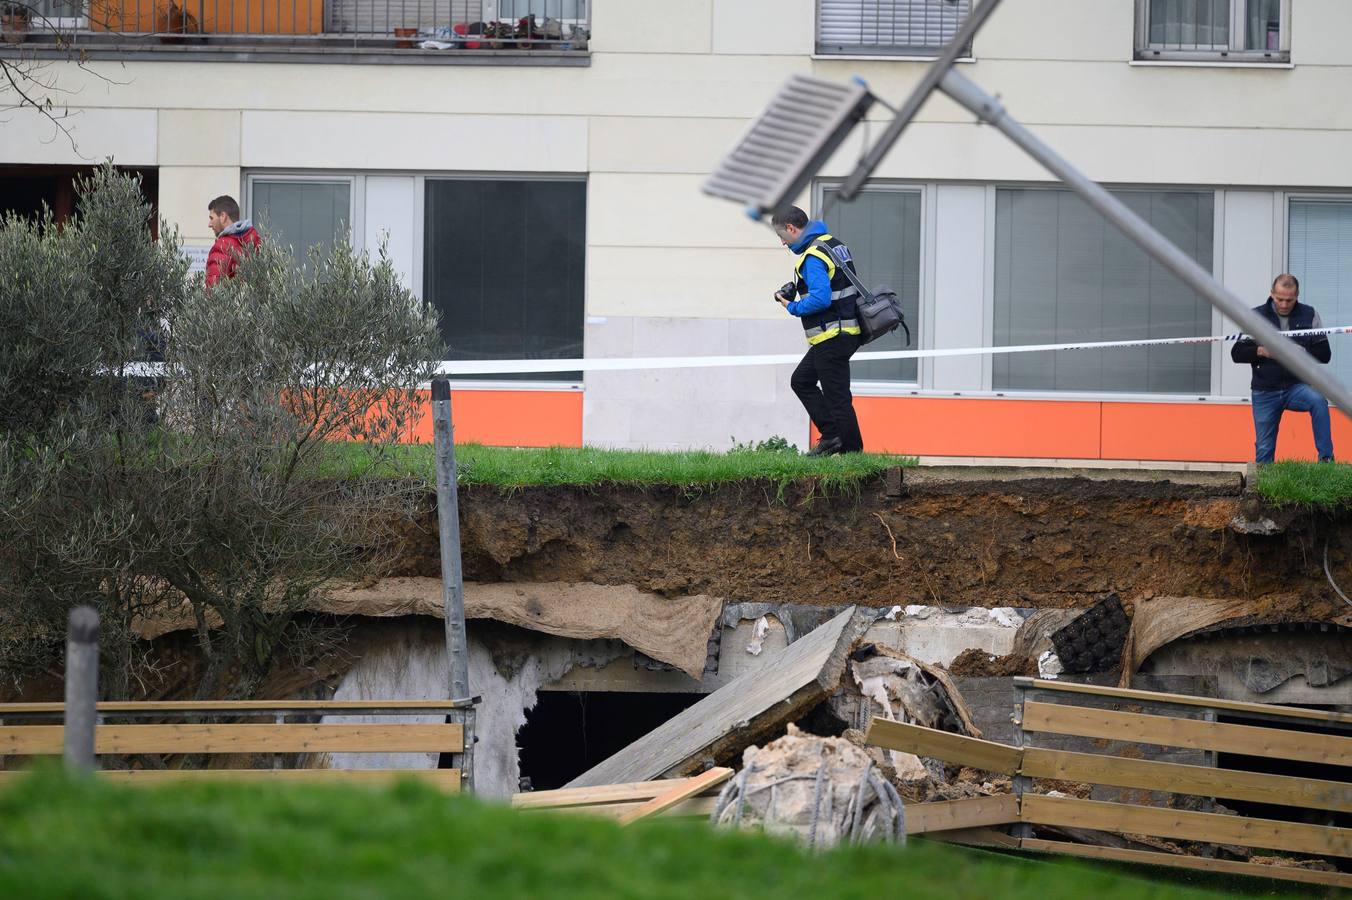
[[7, 0, 589, 50]]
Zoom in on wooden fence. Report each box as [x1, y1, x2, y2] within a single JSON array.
[[0, 699, 474, 790], [866, 678, 1351, 889]]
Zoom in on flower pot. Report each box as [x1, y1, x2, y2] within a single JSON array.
[[1, 13, 28, 44], [393, 27, 417, 48]]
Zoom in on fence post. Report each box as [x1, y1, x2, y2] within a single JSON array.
[[432, 378, 470, 702], [1010, 679, 1032, 839], [63, 606, 100, 773]]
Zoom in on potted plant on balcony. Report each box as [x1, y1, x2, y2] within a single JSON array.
[[2, 2, 30, 45]]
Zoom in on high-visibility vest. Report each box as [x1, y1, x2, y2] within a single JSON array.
[[792, 234, 862, 345]]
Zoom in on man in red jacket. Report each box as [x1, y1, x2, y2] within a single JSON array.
[[205, 195, 261, 288]]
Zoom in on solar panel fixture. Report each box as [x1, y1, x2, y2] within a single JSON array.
[[705, 0, 1352, 422], [700, 74, 874, 221]]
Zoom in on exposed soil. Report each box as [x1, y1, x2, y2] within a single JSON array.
[[389, 471, 1352, 615], [947, 649, 1038, 677]]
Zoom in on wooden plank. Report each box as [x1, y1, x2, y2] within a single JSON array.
[[0, 769, 461, 792], [865, 718, 1021, 774], [1021, 701, 1352, 766], [0, 724, 463, 755], [1020, 838, 1352, 889], [1021, 794, 1352, 858], [0, 700, 472, 714], [1021, 746, 1351, 813], [512, 777, 709, 810], [925, 827, 1020, 849], [1015, 678, 1352, 726], [904, 795, 1020, 835], [565, 606, 872, 788], [616, 767, 732, 825], [546, 796, 718, 820]]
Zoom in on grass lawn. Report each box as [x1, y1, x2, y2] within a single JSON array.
[[1255, 460, 1352, 506], [324, 442, 915, 492], [0, 772, 1262, 900]]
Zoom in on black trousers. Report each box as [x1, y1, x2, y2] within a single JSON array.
[[790, 332, 863, 452]]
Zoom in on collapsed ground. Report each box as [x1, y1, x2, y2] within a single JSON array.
[[391, 468, 1349, 617]]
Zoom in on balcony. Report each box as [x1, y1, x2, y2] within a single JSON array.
[[0, 0, 590, 64]]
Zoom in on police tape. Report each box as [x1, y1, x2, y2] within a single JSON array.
[[433, 325, 1352, 377]]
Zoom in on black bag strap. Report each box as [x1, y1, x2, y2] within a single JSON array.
[[813, 240, 872, 301]]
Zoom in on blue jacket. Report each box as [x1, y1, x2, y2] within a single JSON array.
[[785, 220, 833, 317]]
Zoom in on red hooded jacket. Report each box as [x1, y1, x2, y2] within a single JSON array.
[[205, 220, 261, 288]]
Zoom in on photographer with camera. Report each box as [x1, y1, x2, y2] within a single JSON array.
[[771, 206, 864, 456]]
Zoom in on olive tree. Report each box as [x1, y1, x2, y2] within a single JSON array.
[[0, 165, 443, 699]]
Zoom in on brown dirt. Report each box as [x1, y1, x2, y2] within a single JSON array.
[[947, 648, 1038, 677], [388, 474, 1352, 614]]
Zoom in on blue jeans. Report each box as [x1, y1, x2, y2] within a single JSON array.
[[1252, 384, 1334, 463]]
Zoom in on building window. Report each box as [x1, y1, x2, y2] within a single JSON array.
[[816, 0, 971, 57], [993, 188, 1214, 394], [1288, 199, 1352, 392], [249, 178, 352, 269], [1136, 0, 1288, 62], [819, 185, 922, 383], [423, 178, 585, 382]]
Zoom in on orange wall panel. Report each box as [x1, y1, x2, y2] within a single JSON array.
[[1102, 402, 1352, 462], [406, 390, 582, 448], [91, 0, 324, 34], [1100, 403, 1252, 462], [854, 396, 1102, 459]]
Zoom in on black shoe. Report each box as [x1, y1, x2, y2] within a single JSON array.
[[806, 436, 843, 457]]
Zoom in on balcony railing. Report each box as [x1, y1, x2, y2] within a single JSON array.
[[1, 0, 589, 55]]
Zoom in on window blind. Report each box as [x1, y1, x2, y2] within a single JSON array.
[[817, 0, 971, 54]]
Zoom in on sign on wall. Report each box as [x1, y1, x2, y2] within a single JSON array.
[[182, 244, 211, 274]]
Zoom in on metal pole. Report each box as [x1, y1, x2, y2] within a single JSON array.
[[431, 378, 471, 702], [937, 68, 1352, 422], [63, 606, 99, 773], [839, 0, 1007, 201]]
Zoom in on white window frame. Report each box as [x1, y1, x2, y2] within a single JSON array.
[[982, 182, 1226, 402], [1134, 0, 1291, 64], [422, 171, 588, 389], [244, 172, 362, 255], [242, 169, 585, 391], [814, 0, 973, 59], [813, 179, 929, 391]]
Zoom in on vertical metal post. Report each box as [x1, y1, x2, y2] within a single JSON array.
[[1010, 680, 1032, 839], [63, 606, 99, 773], [432, 378, 471, 703]]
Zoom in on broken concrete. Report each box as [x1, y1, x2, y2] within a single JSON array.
[[322, 618, 629, 798], [566, 606, 873, 788]]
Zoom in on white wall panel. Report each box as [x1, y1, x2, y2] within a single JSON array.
[[364, 175, 417, 290], [158, 109, 241, 167], [931, 184, 986, 392], [241, 111, 587, 172], [1, 107, 156, 166], [590, 0, 711, 53], [587, 246, 788, 319], [159, 166, 243, 242], [1220, 191, 1276, 398], [712, 0, 812, 56]]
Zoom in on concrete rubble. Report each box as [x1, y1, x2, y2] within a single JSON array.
[[711, 725, 904, 849]]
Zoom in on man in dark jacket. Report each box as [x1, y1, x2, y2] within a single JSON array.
[[771, 206, 863, 456], [1230, 274, 1334, 463], [205, 195, 261, 289]]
